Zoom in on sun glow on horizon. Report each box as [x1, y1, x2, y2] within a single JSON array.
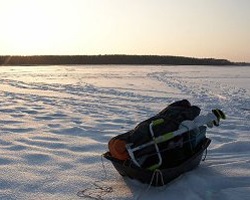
[[0, 0, 250, 62]]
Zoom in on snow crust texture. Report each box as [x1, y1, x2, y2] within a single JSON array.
[[0, 65, 249, 200]]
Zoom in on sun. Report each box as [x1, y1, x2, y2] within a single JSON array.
[[0, 0, 81, 55], [2, 1, 56, 54]]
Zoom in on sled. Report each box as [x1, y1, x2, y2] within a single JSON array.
[[104, 138, 211, 186], [103, 100, 225, 186]]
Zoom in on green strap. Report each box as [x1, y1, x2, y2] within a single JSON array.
[[155, 132, 174, 143], [152, 118, 164, 126]]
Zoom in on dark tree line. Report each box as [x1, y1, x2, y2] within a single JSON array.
[[0, 55, 246, 66]]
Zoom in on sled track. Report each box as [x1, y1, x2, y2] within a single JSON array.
[[0, 65, 249, 200]]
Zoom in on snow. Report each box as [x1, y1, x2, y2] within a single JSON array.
[[0, 65, 249, 200]]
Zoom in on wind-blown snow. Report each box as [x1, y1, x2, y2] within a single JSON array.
[[0, 65, 249, 200]]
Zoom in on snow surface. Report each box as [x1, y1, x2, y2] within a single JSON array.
[[0, 65, 249, 200]]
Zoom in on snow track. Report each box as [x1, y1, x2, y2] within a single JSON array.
[[0, 65, 249, 199]]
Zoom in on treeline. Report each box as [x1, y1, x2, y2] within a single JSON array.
[[0, 55, 245, 66]]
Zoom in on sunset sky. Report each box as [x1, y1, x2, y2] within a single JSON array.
[[0, 0, 250, 62]]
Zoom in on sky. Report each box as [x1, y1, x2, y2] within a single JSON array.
[[0, 0, 250, 62]]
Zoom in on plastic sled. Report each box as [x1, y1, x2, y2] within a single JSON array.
[[103, 138, 211, 187]]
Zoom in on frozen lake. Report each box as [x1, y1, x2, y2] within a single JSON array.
[[0, 65, 249, 200]]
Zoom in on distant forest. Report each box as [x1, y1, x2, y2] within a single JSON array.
[[0, 55, 248, 66]]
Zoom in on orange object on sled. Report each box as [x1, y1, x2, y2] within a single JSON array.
[[108, 138, 129, 161]]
